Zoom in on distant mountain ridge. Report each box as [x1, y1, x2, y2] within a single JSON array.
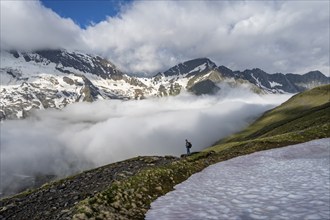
[[233, 68, 328, 93], [156, 57, 329, 94], [1, 49, 329, 120]]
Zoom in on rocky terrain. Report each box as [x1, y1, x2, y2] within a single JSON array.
[[1, 49, 329, 120], [0, 156, 178, 220]]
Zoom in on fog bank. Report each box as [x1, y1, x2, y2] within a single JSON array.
[[0, 89, 292, 196]]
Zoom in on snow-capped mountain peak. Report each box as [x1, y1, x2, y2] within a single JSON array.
[[162, 58, 217, 77]]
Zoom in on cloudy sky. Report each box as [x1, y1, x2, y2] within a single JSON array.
[[0, 0, 329, 76]]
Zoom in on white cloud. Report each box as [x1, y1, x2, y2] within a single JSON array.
[[80, 1, 329, 75], [0, 0, 329, 75], [0, 89, 292, 196], [0, 1, 82, 51]]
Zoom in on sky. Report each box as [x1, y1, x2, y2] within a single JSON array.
[[0, 0, 329, 76], [40, 0, 132, 28], [0, 87, 292, 196]]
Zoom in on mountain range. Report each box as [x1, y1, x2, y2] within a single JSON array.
[[1, 49, 329, 120]]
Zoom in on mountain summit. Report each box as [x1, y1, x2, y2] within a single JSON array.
[[161, 58, 217, 77]]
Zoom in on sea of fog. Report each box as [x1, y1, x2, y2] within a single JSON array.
[[0, 87, 292, 196]]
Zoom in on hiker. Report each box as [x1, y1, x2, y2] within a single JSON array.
[[185, 139, 192, 155]]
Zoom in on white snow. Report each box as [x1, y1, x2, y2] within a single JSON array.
[[251, 73, 264, 89], [270, 81, 283, 88], [189, 63, 207, 73], [146, 139, 330, 220]]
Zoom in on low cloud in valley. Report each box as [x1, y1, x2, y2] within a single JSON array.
[[0, 88, 292, 195]]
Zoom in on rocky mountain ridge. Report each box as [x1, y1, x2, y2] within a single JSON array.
[[1, 49, 329, 120]]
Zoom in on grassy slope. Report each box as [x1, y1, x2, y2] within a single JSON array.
[[73, 85, 330, 220], [207, 84, 330, 154]]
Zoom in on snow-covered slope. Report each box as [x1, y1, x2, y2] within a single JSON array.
[[0, 50, 152, 119], [1, 49, 329, 120], [146, 138, 330, 220]]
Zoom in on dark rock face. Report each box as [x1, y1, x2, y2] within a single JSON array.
[[266, 73, 297, 93], [241, 68, 271, 88], [78, 75, 102, 102], [189, 79, 220, 95], [6, 69, 22, 79], [62, 77, 74, 85], [9, 50, 20, 58], [217, 65, 235, 78]]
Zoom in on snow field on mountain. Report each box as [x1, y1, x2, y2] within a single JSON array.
[[146, 139, 330, 220]]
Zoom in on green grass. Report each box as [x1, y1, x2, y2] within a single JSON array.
[[73, 154, 218, 220], [208, 84, 330, 153], [216, 84, 330, 144]]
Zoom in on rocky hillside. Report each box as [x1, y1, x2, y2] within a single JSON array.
[[0, 156, 179, 220], [1, 85, 329, 220], [1, 49, 329, 120]]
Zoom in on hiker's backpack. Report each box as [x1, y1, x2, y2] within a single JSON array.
[[187, 142, 192, 148]]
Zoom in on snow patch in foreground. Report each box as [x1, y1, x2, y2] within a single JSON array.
[[146, 139, 330, 220]]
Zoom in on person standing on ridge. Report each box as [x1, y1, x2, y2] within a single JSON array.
[[185, 139, 192, 155]]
